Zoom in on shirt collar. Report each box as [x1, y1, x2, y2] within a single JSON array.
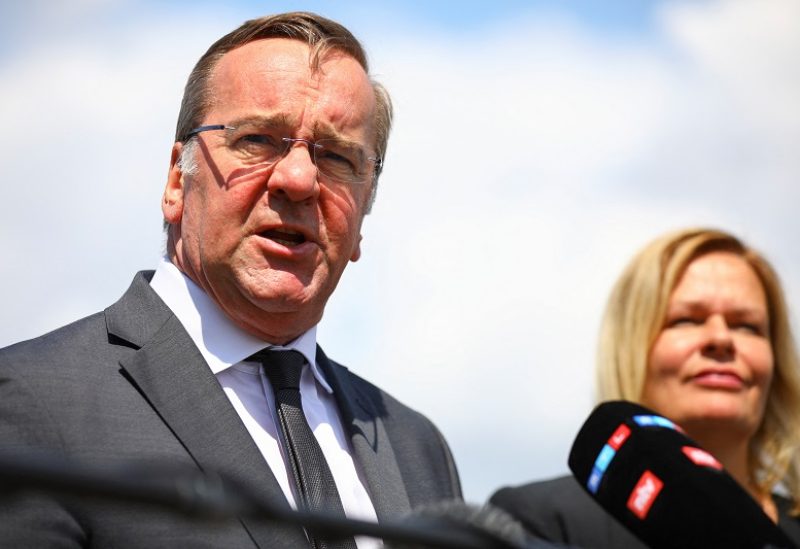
[[149, 257, 332, 393]]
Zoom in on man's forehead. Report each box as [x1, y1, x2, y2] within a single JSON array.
[[213, 37, 365, 85], [205, 38, 376, 140]]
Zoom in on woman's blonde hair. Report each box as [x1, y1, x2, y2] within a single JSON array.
[[597, 227, 800, 509]]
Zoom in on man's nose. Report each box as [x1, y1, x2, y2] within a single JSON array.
[[266, 143, 319, 203]]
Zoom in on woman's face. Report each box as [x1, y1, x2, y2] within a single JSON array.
[[641, 251, 774, 441]]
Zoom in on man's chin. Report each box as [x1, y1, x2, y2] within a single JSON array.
[[232, 269, 332, 324], [245, 281, 328, 315]]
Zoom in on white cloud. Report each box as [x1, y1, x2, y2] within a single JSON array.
[[324, 0, 800, 500]]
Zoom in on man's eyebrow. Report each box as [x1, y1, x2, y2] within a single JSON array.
[[311, 121, 345, 141], [311, 121, 372, 150]]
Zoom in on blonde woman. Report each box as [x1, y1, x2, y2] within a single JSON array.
[[491, 228, 800, 548]]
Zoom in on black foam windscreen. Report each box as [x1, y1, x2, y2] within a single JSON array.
[[385, 500, 565, 549], [568, 400, 795, 549]]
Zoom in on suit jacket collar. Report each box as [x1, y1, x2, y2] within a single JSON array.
[[105, 271, 308, 547], [316, 346, 412, 520], [148, 259, 331, 392]]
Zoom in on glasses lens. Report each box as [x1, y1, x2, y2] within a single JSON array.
[[314, 139, 372, 184], [188, 124, 378, 183], [226, 126, 288, 166]]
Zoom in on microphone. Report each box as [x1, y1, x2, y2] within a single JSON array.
[[0, 451, 543, 549], [568, 400, 796, 549], [384, 500, 566, 549]]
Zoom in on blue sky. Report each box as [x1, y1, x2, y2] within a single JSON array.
[[1, 0, 799, 503], [1, 1, 660, 31]]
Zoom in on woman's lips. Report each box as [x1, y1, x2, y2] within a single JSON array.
[[691, 370, 745, 390]]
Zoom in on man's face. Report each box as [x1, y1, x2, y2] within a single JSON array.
[[162, 38, 378, 343]]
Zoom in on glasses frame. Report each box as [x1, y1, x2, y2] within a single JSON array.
[[181, 124, 383, 182]]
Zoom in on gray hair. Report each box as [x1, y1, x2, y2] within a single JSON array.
[[177, 139, 199, 177]]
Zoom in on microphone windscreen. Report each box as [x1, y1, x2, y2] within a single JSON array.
[[568, 400, 796, 549], [385, 500, 565, 549]]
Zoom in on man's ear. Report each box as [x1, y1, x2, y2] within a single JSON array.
[[350, 233, 362, 262], [163, 142, 185, 223]]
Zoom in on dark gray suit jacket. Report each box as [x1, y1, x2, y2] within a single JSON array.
[[0, 271, 462, 547]]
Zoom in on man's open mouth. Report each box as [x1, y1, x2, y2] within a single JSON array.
[[261, 229, 307, 247]]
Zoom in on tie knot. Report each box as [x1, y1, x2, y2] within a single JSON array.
[[249, 349, 306, 390]]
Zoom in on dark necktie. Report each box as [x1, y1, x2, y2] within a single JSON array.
[[249, 349, 358, 549]]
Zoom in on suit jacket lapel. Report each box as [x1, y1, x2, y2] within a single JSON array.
[[105, 272, 308, 547], [316, 347, 412, 520]]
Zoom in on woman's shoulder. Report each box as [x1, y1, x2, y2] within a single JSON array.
[[775, 493, 800, 545], [490, 475, 647, 548], [491, 475, 589, 512]]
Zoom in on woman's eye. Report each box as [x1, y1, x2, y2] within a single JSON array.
[[668, 317, 700, 327], [733, 322, 764, 335]]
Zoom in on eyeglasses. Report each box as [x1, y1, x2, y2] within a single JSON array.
[[182, 123, 382, 185]]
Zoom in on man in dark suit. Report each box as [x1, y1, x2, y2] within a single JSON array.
[[0, 12, 461, 548]]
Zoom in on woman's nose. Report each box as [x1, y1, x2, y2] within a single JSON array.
[[702, 315, 735, 360]]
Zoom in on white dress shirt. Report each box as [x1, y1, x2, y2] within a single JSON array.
[[150, 258, 380, 547]]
